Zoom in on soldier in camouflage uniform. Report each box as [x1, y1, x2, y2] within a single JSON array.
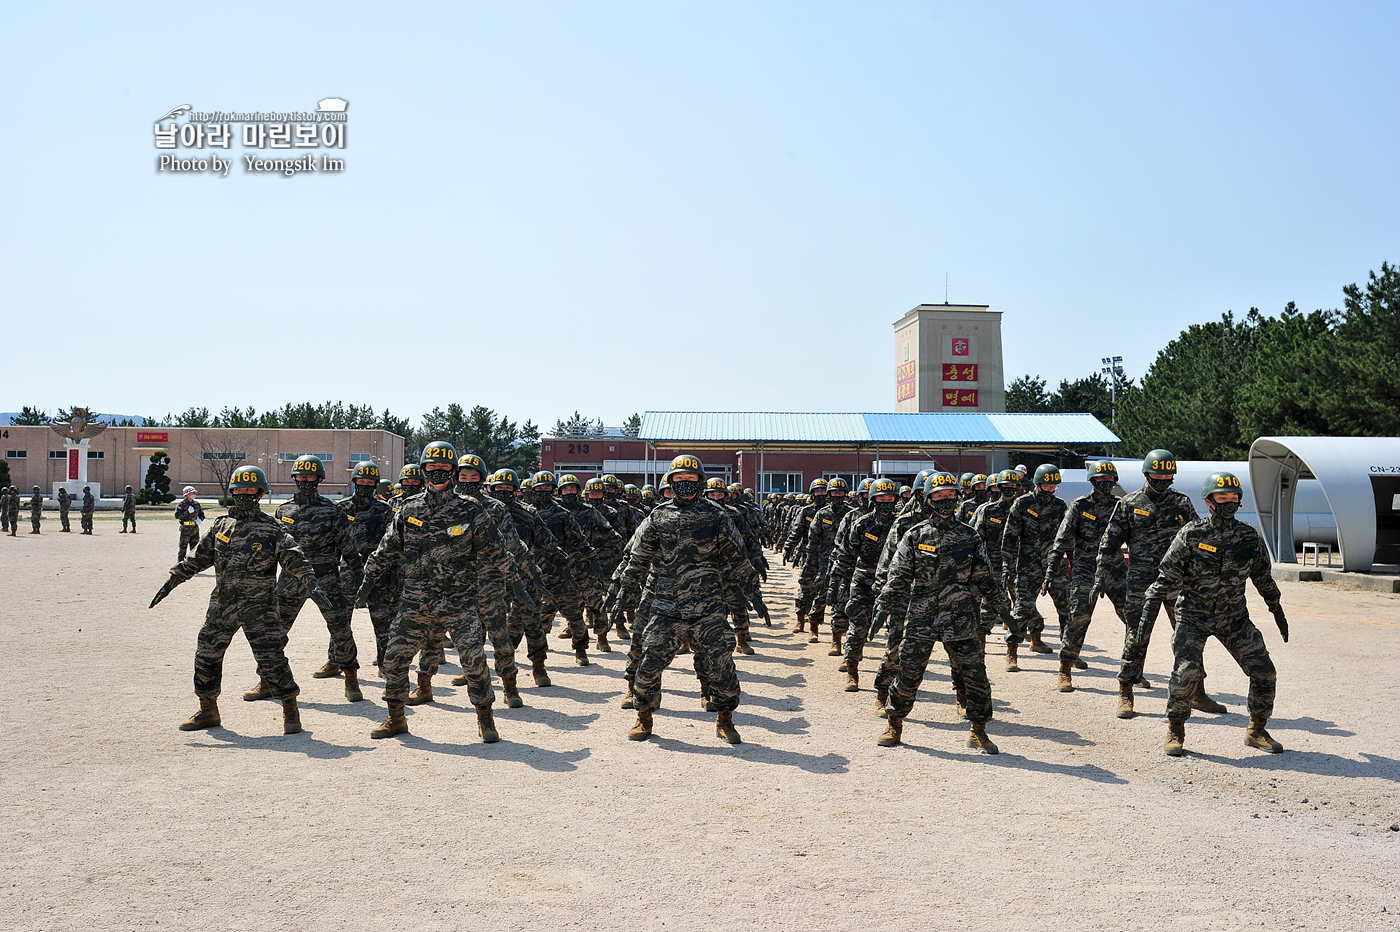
[[1097, 450, 1224, 718], [601, 474, 641, 544], [873, 471, 1007, 753], [704, 479, 767, 654], [613, 455, 767, 744], [28, 486, 43, 534], [149, 465, 328, 736], [826, 479, 871, 652], [796, 478, 851, 649], [120, 485, 136, 533], [785, 478, 829, 635], [80, 486, 95, 534], [1000, 464, 1070, 665], [1144, 471, 1289, 756], [175, 486, 205, 559], [57, 487, 71, 532], [558, 473, 624, 650], [1049, 460, 1128, 692], [244, 455, 363, 703], [582, 476, 627, 648], [868, 471, 937, 707], [358, 441, 504, 743], [956, 474, 988, 525], [831, 478, 900, 691], [1, 486, 10, 534], [529, 470, 600, 671], [338, 462, 396, 674]]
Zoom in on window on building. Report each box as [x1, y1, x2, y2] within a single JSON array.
[[49, 450, 66, 459], [203, 451, 246, 461], [88, 451, 104, 459], [5, 450, 26, 459], [279, 452, 333, 462], [349, 453, 372, 463], [759, 472, 802, 494]]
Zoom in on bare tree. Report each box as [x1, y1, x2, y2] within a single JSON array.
[[191, 430, 247, 498]]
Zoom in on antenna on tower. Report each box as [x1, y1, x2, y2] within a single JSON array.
[[945, 272, 948, 304]]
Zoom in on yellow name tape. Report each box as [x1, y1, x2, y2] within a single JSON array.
[[1027, 509, 1039, 517], [918, 543, 937, 553], [281, 516, 295, 524], [407, 516, 424, 527], [216, 532, 230, 543], [1081, 511, 1097, 520], [1134, 508, 1151, 517], [1198, 542, 1217, 553], [864, 532, 879, 541]]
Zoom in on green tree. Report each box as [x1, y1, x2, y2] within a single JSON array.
[[0, 459, 10, 489], [141, 451, 174, 504], [12, 406, 48, 425], [551, 411, 603, 437], [1323, 262, 1400, 435], [1005, 375, 1052, 413], [621, 413, 642, 438], [168, 407, 212, 427]]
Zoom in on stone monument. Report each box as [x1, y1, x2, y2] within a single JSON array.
[[50, 407, 107, 500]]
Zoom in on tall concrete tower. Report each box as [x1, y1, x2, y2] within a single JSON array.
[[893, 303, 1005, 412]]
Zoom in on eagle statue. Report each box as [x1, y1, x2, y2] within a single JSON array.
[[51, 407, 108, 442]]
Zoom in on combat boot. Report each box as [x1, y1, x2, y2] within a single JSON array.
[[476, 706, 500, 743], [370, 701, 408, 739], [178, 698, 221, 731], [1191, 683, 1228, 714], [874, 688, 889, 718], [828, 631, 843, 657], [1004, 642, 1020, 672], [1244, 716, 1283, 753], [242, 678, 274, 702], [734, 630, 755, 655], [795, 612, 808, 634], [807, 617, 821, 644], [716, 710, 741, 744], [312, 662, 341, 679], [532, 659, 552, 688], [1164, 720, 1185, 756], [614, 615, 629, 640], [677, 634, 692, 655], [877, 717, 903, 747], [844, 668, 860, 692], [627, 710, 653, 741], [406, 672, 434, 705], [621, 673, 636, 710], [596, 629, 611, 653], [344, 669, 363, 703], [282, 697, 302, 735], [967, 722, 999, 754], [837, 659, 848, 672], [574, 648, 590, 667], [451, 671, 470, 685], [1029, 633, 1052, 654], [1073, 657, 1088, 670], [502, 673, 523, 708], [1115, 682, 1135, 719], [1056, 661, 1074, 693], [700, 686, 712, 711], [954, 688, 968, 720]]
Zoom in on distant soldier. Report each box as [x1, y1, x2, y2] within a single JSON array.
[[120, 485, 137, 533], [174, 486, 206, 561], [57, 487, 72, 532], [2, 485, 13, 534], [338, 463, 395, 674], [28, 486, 43, 534], [1000, 464, 1070, 664], [80, 486, 95, 534]]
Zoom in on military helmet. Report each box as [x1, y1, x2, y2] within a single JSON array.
[[727, 482, 743, 494], [871, 477, 898, 497], [600, 474, 621, 492], [972, 473, 988, 487], [392, 482, 403, 495], [641, 484, 656, 496], [1203, 471, 1243, 501], [809, 478, 828, 494], [1143, 450, 1177, 475], [663, 454, 706, 485], [706, 477, 729, 493], [640, 487, 655, 501], [997, 469, 1020, 487], [1033, 464, 1062, 485], [519, 477, 534, 492], [912, 469, 932, 494], [557, 473, 582, 492], [419, 441, 457, 470], [400, 464, 424, 483], [925, 471, 959, 495], [456, 452, 487, 477], [659, 474, 672, 491], [743, 488, 755, 501], [229, 464, 270, 493], [827, 478, 848, 495], [584, 477, 607, 496], [352, 461, 381, 482], [531, 470, 557, 489], [857, 477, 873, 496], [376, 479, 392, 496], [291, 454, 326, 481], [34, 485, 42, 491], [1087, 460, 1119, 483], [959, 472, 975, 490], [624, 483, 640, 496], [493, 468, 521, 489], [899, 485, 912, 497]]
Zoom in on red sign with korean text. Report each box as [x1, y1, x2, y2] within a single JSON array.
[[137, 431, 169, 444], [895, 360, 917, 402], [942, 363, 978, 382], [942, 389, 979, 407], [951, 337, 969, 356], [68, 449, 79, 480]]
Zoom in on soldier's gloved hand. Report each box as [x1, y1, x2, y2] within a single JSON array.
[[1137, 598, 1161, 642], [589, 557, 604, 581], [1001, 567, 1012, 590], [999, 608, 1016, 631], [1270, 605, 1289, 643], [608, 600, 628, 631], [825, 586, 839, 607], [1088, 573, 1106, 603], [603, 584, 620, 614], [354, 581, 372, 609], [149, 576, 177, 609], [1041, 561, 1057, 596], [871, 607, 888, 636], [749, 591, 770, 626], [307, 581, 335, 613], [512, 578, 539, 613]]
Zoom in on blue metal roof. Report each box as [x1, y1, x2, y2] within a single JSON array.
[[638, 411, 1119, 446]]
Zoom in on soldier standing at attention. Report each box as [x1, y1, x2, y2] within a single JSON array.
[[175, 486, 206, 561], [120, 485, 137, 533], [2, 486, 12, 534], [1096, 450, 1225, 719], [80, 486, 95, 534], [338, 463, 395, 675], [1000, 464, 1070, 664], [526, 470, 599, 679], [1142, 471, 1289, 757], [149, 465, 333, 736], [28, 486, 43, 534], [57, 487, 72, 532], [357, 440, 506, 744]]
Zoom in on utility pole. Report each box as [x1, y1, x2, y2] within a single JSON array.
[[1101, 356, 1123, 425]]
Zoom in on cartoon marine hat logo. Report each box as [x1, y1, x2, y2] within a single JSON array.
[[317, 98, 348, 112]]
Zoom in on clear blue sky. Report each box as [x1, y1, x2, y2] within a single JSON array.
[[2, 2, 1396, 430]]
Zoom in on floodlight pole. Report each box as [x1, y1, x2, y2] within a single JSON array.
[[1100, 355, 1124, 425]]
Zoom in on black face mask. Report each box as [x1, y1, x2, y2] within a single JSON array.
[[533, 489, 553, 507], [353, 484, 375, 501], [930, 497, 958, 518], [875, 500, 896, 516], [492, 488, 515, 503], [1212, 500, 1240, 520], [424, 469, 454, 488], [1147, 477, 1174, 495], [974, 490, 988, 504], [1035, 487, 1056, 503], [672, 479, 701, 499], [231, 494, 261, 516], [1001, 487, 1018, 501], [811, 495, 827, 507], [560, 492, 580, 506], [294, 479, 319, 498], [1091, 480, 1115, 499], [457, 479, 483, 496]]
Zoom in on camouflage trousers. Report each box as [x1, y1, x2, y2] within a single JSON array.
[[633, 610, 740, 714], [532, 576, 588, 655], [725, 583, 750, 637], [1059, 557, 1128, 665], [193, 598, 298, 702], [794, 558, 827, 621], [624, 594, 714, 693], [1167, 613, 1275, 723], [59, 506, 70, 532], [0, 508, 7, 531], [886, 632, 992, 724], [351, 581, 397, 669], [1009, 560, 1070, 640], [873, 609, 906, 693], [829, 576, 851, 635], [841, 579, 877, 667], [277, 566, 359, 671], [1117, 571, 1181, 686], [81, 511, 93, 532], [423, 578, 517, 680], [178, 524, 200, 561], [122, 510, 136, 532], [384, 609, 494, 708], [30, 512, 41, 533]]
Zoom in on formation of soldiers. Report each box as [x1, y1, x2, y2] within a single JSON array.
[[1, 484, 95, 535], [146, 445, 1290, 759]]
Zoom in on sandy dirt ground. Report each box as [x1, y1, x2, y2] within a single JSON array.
[[2, 509, 1397, 931]]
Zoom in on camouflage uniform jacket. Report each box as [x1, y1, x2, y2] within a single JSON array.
[[617, 498, 758, 619], [799, 499, 852, 573], [562, 497, 625, 565], [875, 513, 1009, 638], [58, 488, 70, 512], [501, 497, 572, 585], [1001, 491, 1069, 577], [274, 493, 362, 575], [123, 490, 136, 515], [972, 496, 1015, 574], [606, 497, 641, 542], [81, 491, 95, 516], [338, 492, 394, 559], [1144, 514, 1282, 620], [720, 501, 765, 569], [463, 491, 532, 584], [829, 507, 896, 590], [873, 506, 930, 592], [783, 501, 824, 561], [956, 494, 986, 526], [532, 496, 601, 576], [29, 491, 43, 518], [174, 499, 206, 525], [1051, 490, 1119, 567], [362, 485, 504, 615], [1096, 487, 1198, 581], [169, 509, 319, 604]]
